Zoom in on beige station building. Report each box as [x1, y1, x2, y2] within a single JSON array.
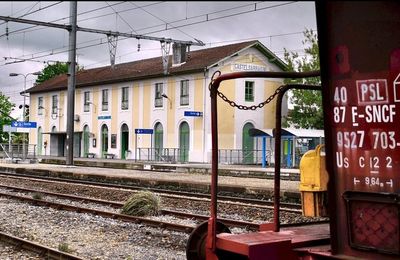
[[26, 40, 288, 163]]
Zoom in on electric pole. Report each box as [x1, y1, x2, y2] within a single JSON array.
[[66, 1, 77, 165]]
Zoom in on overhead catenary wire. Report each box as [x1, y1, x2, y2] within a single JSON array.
[[0, 2, 162, 38], [0, 30, 312, 69], [0, 1, 65, 34], [127, 1, 198, 43], [105, 1, 138, 34], [0, 1, 297, 66], [0, 13, 205, 68]]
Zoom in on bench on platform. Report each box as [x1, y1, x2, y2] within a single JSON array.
[[86, 153, 96, 158], [104, 153, 116, 159], [161, 155, 175, 163]]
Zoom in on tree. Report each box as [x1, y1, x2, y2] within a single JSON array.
[[36, 62, 83, 85], [283, 29, 323, 129], [35, 62, 69, 84], [0, 92, 16, 142]]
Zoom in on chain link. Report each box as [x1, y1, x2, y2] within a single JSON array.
[[209, 71, 285, 110]]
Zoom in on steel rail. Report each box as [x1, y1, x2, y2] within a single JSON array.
[[1, 184, 326, 232], [0, 231, 83, 260], [0, 183, 261, 230], [0, 191, 194, 234], [0, 171, 302, 211]]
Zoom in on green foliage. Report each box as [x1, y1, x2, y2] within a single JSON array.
[[32, 192, 43, 200], [58, 242, 72, 253], [283, 29, 323, 129], [35, 62, 83, 85], [121, 191, 161, 217], [11, 133, 24, 144], [0, 92, 16, 142], [35, 62, 69, 84]]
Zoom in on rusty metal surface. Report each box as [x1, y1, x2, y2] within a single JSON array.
[[316, 1, 400, 259], [207, 70, 320, 258], [343, 191, 399, 255], [215, 223, 329, 259], [272, 83, 321, 232]]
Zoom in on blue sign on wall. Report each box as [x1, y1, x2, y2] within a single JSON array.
[[11, 121, 37, 128], [184, 111, 203, 117], [98, 115, 111, 120], [135, 128, 153, 134]]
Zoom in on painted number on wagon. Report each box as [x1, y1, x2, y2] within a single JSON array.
[[337, 131, 365, 148], [334, 106, 346, 123], [334, 86, 348, 104], [372, 131, 397, 149]]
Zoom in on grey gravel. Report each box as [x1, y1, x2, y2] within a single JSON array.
[[0, 197, 188, 259], [0, 242, 42, 260]]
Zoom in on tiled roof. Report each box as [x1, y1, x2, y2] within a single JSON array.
[[26, 40, 286, 94]]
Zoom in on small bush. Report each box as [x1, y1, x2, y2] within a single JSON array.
[[58, 242, 72, 253], [121, 191, 161, 216], [32, 192, 43, 200]]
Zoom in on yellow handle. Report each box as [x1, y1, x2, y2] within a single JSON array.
[[315, 144, 325, 156]]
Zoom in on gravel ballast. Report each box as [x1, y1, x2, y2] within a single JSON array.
[[0, 197, 187, 259]]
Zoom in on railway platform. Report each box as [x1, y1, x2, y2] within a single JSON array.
[[0, 156, 301, 201]]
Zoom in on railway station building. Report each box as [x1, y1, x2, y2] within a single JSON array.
[[26, 40, 288, 163]]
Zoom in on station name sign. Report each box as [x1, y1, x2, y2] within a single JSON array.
[[11, 121, 37, 128], [231, 63, 267, 72]]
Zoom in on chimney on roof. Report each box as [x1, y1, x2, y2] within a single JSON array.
[[172, 43, 188, 65]]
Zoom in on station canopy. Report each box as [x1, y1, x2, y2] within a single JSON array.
[[249, 128, 324, 138]]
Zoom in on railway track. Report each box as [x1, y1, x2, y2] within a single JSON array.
[[0, 231, 83, 260], [0, 171, 302, 211], [0, 183, 260, 231], [0, 190, 195, 233], [0, 171, 327, 259]]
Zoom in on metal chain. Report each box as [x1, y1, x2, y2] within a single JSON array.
[[209, 71, 285, 110]]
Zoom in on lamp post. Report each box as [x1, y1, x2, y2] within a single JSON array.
[[161, 93, 172, 109], [9, 71, 41, 160]]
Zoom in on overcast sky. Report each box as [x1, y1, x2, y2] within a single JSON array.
[[0, 1, 317, 118]]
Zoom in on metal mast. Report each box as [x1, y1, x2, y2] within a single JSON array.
[[66, 1, 77, 165]]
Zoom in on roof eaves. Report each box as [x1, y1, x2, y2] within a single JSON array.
[[28, 68, 206, 93], [204, 41, 288, 72], [253, 42, 288, 71], [28, 86, 65, 94], [76, 68, 205, 87], [205, 44, 252, 70]]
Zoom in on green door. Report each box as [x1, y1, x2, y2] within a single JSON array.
[[101, 124, 108, 158], [83, 125, 89, 157], [120, 124, 129, 159], [242, 123, 254, 164], [37, 127, 42, 155], [154, 123, 163, 161], [179, 122, 189, 162]]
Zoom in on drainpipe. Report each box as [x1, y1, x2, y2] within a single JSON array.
[[202, 68, 208, 163]]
